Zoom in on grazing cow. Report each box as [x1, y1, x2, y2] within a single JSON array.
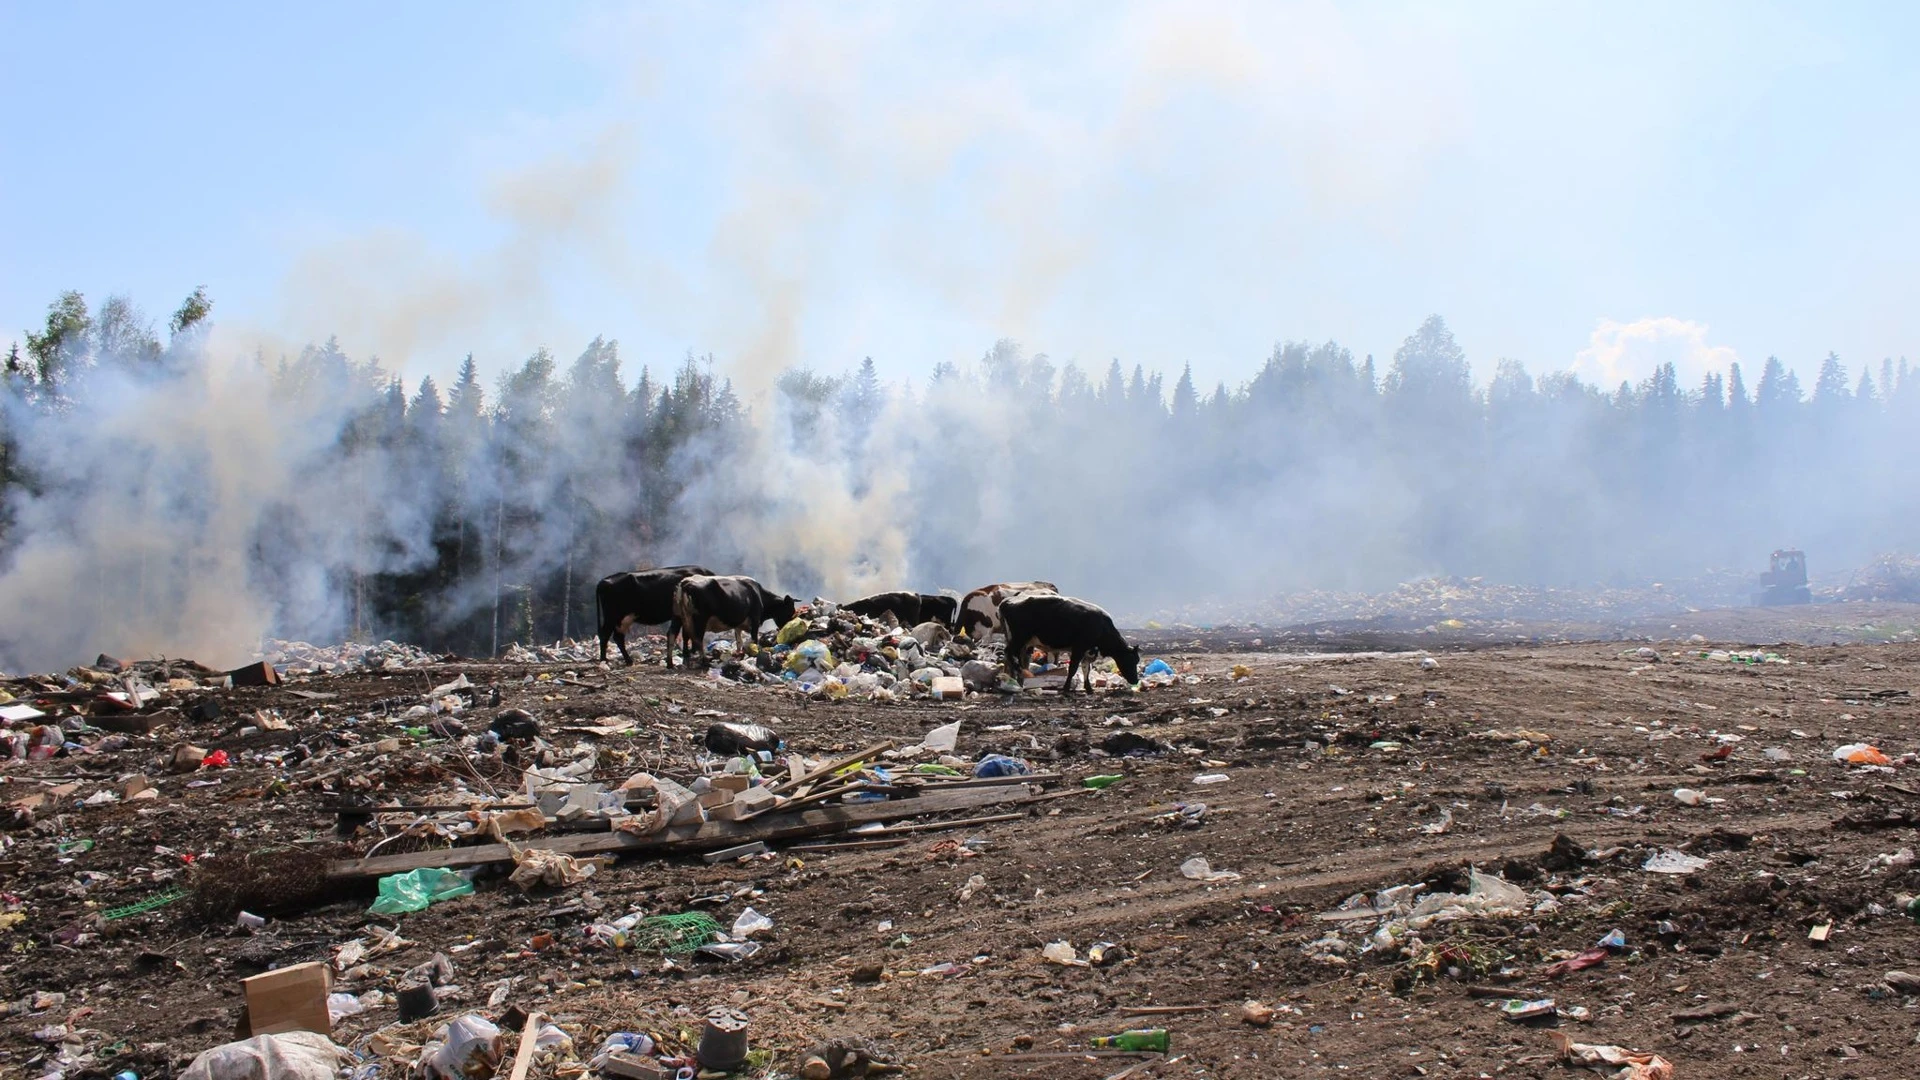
[[917, 593, 959, 628], [1000, 593, 1141, 694], [842, 591, 924, 626], [673, 575, 801, 668], [595, 565, 715, 665], [956, 581, 1059, 640]]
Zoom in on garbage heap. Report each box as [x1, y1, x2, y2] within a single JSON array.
[[693, 602, 1130, 700], [1842, 553, 1920, 602]]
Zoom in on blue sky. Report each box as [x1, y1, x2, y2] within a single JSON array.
[[4, 1, 1916, 395]]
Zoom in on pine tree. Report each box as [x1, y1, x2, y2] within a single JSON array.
[[1171, 363, 1197, 420], [1813, 352, 1849, 403]]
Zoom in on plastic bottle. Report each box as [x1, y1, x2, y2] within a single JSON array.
[[1089, 1029, 1169, 1052]]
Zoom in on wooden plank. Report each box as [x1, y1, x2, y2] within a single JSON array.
[[786, 838, 911, 853], [328, 783, 1034, 879], [861, 811, 1028, 835], [735, 780, 865, 822], [766, 740, 896, 796], [913, 772, 1063, 789], [500, 1011, 544, 1080]]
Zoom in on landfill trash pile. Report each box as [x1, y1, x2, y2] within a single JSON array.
[[261, 639, 447, 673], [676, 602, 1133, 701], [5, 634, 1920, 1078], [1138, 571, 1761, 633], [1843, 552, 1920, 603]]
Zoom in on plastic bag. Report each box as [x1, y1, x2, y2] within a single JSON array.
[[922, 721, 962, 754], [419, 1015, 502, 1080], [1833, 743, 1892, 766], [367, 867, 474, 915], [731, 907, 774, 938], [784, 640, 833, 673], [1180, 856, 1241, 882], [181, 1032, 344, 1080], [1141, 658, 1174, 676], [974, 754, 1031, 778], [775, 618, 810, 645]]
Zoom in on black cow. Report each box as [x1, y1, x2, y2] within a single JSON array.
[[917, 593, 959, 628], [595, 565, 715, 665], [1000, 593, 1141, 694], [673, 575, 801, 668], [842, 591, 923, 625]]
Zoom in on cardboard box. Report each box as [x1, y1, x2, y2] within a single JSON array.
[[601, 1052, 672, 1080], [241, 961, 332, 1036], [931, 676, 966, 700], [711, 773, 752, 793], [227, 661, 281, 688], [714, 786, 777, 821]]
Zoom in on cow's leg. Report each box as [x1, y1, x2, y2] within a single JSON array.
[[1060, 649, 1082, 696], [1004, 634, 1028, 687], [1082, 649, 1095, 693]]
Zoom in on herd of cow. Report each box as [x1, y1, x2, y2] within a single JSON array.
[[593, 566, 1143, 693]]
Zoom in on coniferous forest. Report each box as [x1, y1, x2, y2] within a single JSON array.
[[3, 290, 1916, 671]]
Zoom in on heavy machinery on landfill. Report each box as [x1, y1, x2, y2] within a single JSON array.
[[1754, 549, 1811, 606]]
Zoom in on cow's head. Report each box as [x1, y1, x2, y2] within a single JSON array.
[[1112, 641, 1142, 687], [767, 594, 800, 626]]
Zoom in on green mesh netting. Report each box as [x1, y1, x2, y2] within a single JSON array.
[[626, 912, 722, 955]]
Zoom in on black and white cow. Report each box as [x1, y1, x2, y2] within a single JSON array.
[[595, 564, 715, 665], [956, 580, 1058, 640], [672, 575, 801, 668], [1000, 593, 1141, 694]]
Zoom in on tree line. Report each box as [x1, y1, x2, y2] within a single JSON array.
[[3, 291, 1916, 666]]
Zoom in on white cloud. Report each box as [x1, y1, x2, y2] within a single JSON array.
[[1570, 316, 1739, 390]]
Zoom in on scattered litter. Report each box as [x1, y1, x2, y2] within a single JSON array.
[[1180, 856, 1242, 882], [419, 1014, 502, 1080], [1833, 743, 1893, 766], [731, 907, 774, 939], [1548, 1031, 1674, 1080], [921, 721, 962, 753], [507, 847, 609, 891], [181, 1032, 344, 1080], [1499, 998, 1557, 1022], [367, 868, 475, 915], [1041, 940, 1089, 966], [1642, 849, 1711, 875]]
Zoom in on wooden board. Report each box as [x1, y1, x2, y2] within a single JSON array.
[[501, 1011, 544, 1080], [327, 783, 1039, 879]]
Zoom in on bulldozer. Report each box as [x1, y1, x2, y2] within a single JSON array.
[[1754, 549, 1811, 606]]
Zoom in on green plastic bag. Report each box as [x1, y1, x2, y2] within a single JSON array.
[[367, 867, 474, 915], [775, 618, 810, 646]]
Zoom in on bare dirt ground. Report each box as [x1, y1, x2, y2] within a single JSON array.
[[5, 607, 1920, 1080]]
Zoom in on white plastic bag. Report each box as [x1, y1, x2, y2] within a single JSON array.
[[181, 1032, 344, 1080]]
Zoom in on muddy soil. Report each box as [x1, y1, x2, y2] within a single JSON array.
[[5, 630, 1920, 1079]]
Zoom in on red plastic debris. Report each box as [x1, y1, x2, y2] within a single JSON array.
[[201, 749, 230, 768], [1544, 947, 1610, 978]]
